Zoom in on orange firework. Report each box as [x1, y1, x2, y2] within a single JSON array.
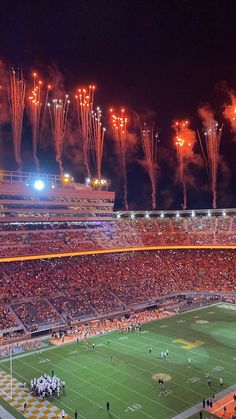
[[9, 69, 26, 171], [75, 85, 95, 177], [141, 123, 158, 210], [48, 95, 70, 175], [28, 73, 51, 170], [91, 107, 105, 178], [173, 120, 195, 209], [110, 108, 128, 210], [223, 90, 236, 133], [198, 107, 223, 209], [28, 73, 42, 170]]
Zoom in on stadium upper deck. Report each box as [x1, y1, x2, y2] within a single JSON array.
[[0, 170, 115, 223], [0, 171, 235, 260]]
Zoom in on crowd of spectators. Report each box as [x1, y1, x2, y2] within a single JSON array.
[[0, 304, 18, 329], [52, 307, 174, 344], [0, 338, 41, 357], [0, 249, 235, 332], [0, 215, 235, 257], [11, 300, 62, 331]]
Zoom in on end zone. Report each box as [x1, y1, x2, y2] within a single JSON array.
[[206, 391, 236, 417]]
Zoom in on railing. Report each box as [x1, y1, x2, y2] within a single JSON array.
[[114, 208, 236, 218], [0, 170, 64, 185], [0, 171, 112, 191]]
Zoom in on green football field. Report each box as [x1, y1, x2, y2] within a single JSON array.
[[1, 303, 236, 419]]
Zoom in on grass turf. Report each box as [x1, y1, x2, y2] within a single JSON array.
[[1, 303, 236, 419]]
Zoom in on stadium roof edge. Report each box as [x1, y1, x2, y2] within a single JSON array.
[[114, 208, 236, 217]]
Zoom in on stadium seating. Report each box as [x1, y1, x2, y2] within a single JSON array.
[[0, 249, 235, 333], [0, 216, 235, 257]]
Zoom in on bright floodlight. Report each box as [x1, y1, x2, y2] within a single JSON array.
[[34, 179, 45, 191]]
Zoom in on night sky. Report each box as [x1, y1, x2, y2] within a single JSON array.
[[0, 0, 235, 210]]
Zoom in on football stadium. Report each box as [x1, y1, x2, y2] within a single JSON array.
[[0, 3, 235, 417], [0, 171, 235, 419]]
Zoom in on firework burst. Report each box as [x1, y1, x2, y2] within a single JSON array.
[[173, 120, 195, 209], [9, 69, 26, 170], [48, 95, 70, 175], [198, 106, 223, 209], [223, 89, 236, 133], [141, 123, 158, 210], [75, 85, 95, 177], [110, 108, 128, 210], [91, 107, 105, 178]]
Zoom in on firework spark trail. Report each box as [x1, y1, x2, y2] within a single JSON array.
[[48, 95, 70, 175], [75, 85, 95, 178], [91, 107, 105, 178], [28, 73, 42, 170], [173, 120, 195, 210], [141, 123, 158, 210], [40, 84, 51, 139], [110, 108, 128, 210], [9, 69, 26, 171], [0, 61, 10, 125], [198, 106, 223, 209], [29, 74, 52, 170], [223, 89, 236, 133]]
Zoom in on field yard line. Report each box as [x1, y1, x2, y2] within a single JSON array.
[[211, 398, 233, 414], [209, 330, 236, 342], [20, 354, 176, 417], [114, 332, 236, 400], [76, 344, 197, 405], [0, 305, 221, 364], [177, 302, 222, 316], [2, 339, 194, 415], [51, 347, 182, 415], [0, 365, 86, 419], [51, 396, 86, 419], [135, 333, 236, 381], [113, 338, 204, 397], [16, 356, 153, 419], [145, 325, 236, 352], [2, 304, 235, 419], [1, 339, 190, 415], [1, 363, 112, 419], [0, 305, 226, 365], [36, 347, 177, 417], [172, 383, 236, 419], [61, 345, 192, 411], [0, 345, 58, 363], [161, 325, 236, 357], [136, 328, 236, 373]]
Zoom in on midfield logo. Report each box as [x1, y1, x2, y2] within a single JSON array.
[[173, 338, 204, 349]]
